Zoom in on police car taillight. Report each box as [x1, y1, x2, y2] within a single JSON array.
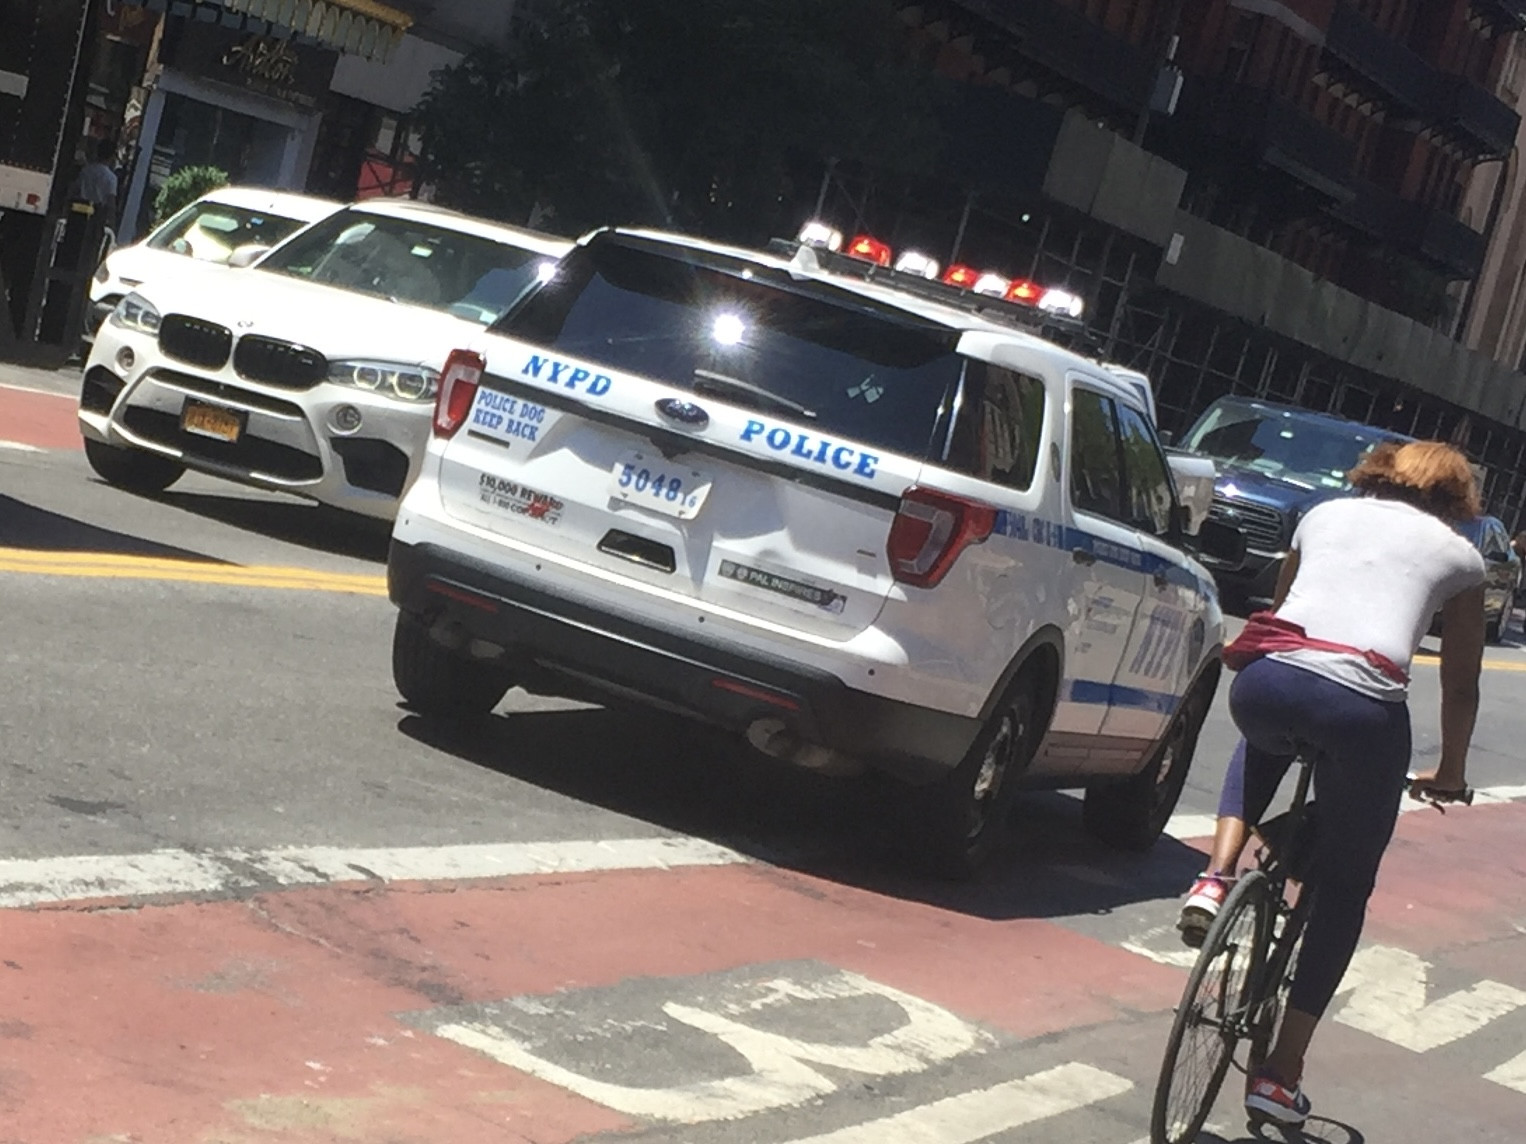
[[887, 487, 997, 588], [433, 349, 485, 438], [846, 234, 892, 266]]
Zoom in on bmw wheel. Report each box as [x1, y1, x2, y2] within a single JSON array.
[[84, 438, 184, 494]]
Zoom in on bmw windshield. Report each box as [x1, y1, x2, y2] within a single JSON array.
[[1181, 398, 1400, 490], [259, 209, 552, 324]]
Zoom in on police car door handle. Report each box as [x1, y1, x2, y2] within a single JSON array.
[[1071, 547, 1096, 566]]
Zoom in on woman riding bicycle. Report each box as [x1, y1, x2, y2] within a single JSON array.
[[1177, 440, 1487, 1126]]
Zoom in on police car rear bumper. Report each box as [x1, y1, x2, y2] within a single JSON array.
[[388, 540, 980, 782]]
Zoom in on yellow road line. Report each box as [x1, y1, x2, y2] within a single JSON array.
[[0, 548, 387, 596], [1412, 652, 1526, 672]]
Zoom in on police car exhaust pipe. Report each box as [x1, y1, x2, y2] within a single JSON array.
[[428, 615, 467, 652], [746, 718, 865, 777]]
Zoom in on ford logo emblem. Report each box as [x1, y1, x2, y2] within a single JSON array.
[[656, 398, 709, 428]]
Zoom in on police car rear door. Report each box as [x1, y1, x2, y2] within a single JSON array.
[[1101, 401, 1200, 751], [429, 233, 963, 640], [1047, 379, 1150, 757]]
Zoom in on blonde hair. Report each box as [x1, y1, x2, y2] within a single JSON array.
[[1348, 440, 1481, 522]]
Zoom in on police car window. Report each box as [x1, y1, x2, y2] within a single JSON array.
[[259, 210, 542, 324], [944, 362, 1044, 491], [498, 240, 964, 461], [1116, 403, 1176, 536], [1070, 389, 1124, 520]]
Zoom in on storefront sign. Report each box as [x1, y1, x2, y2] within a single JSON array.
[[166, 21, 338, 110]]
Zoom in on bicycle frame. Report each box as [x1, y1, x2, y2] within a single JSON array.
[[1235, 755, 1318, 1073]]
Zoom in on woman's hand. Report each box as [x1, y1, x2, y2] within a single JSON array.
[[1407, 769, 1474, 808]]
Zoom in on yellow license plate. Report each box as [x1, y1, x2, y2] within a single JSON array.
[[181, 399, 244, 442]]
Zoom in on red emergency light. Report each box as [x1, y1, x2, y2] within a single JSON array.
[[845, 234, 892, 267]]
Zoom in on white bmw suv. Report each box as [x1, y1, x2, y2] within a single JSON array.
[[79, 199, 570, 518], [386, 229, 1240, 874]]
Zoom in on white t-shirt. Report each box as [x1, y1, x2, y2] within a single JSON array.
[[1268, 497, 1485, 700]]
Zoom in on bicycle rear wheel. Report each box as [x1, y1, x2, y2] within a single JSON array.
[[1151, 871, 1272, 1144]]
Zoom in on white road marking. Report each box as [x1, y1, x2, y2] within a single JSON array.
[[776, 1063, 1132, 1144], [0, 381, 74, 399], [434, 970, 988, 1124], [0, 837, 746, 908], [1121, 922, 1200, 969], [1164, 782, 1526, 841], [1484, 1048, 1526, 1094], [0, 440, 43, 452], [1334, 945, 1526, 1053], [3, 779, 1520, 908]]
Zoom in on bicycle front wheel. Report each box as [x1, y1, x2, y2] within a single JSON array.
[[1151, 870, 1273, 1144]]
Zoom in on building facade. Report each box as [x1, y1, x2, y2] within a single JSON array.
[[842, 1, 1526, 525]]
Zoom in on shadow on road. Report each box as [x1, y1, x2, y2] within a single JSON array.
[[155, 490, 391, 563], [397, 701, 1207, 922], [0, 494, 223, 562], [1225, 1115, 1366, 1144]]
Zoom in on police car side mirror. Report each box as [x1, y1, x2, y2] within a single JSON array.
[[1158, 429, 1175, 446], [1194, 518, 1247, 568]]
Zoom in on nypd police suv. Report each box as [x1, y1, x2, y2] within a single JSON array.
[[386, 227, 1238, 876]]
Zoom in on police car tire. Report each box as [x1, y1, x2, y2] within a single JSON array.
[[917, 669, 1042, 880], [392, 610, 511, 719], [83, 437, 184, 494], [1082, 686, 1208, 852]]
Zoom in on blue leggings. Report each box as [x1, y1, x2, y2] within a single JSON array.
[[1217, 658, 1412, 1018]]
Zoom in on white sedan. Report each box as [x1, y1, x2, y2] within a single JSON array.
[[87, 186, 341, 344], [78, 199, 571, 519]]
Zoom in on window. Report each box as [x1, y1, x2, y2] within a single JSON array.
[[147, 201, 311, 263], [1116, 403, 1177, 536], [1070, 388, 1124, 520], [498, 237, 965, 460], [261, 209, 551, 324], [945, 363, 1046, 491]]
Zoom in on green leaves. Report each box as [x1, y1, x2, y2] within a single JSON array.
[[152, 166, 228, 226]]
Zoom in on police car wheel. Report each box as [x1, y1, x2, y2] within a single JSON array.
[[83, 437, 184, 494], [917, 673, 1040, 880], [392, 610, 512, 719], [1083, 687, 1207, 851]]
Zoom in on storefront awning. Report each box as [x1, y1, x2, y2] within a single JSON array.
[[219, 1, 414, 63]]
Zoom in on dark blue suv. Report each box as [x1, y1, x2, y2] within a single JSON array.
[[1177, 396, 1407, 606]]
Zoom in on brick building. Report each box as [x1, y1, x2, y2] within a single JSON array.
[[829, 2, 1526, 524]]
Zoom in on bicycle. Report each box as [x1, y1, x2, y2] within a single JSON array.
[[1149, 757, 1472, 1143]]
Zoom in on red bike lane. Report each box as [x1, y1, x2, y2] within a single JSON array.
[[0, 383, 80, 452], [2, 802, 1524, 1143]]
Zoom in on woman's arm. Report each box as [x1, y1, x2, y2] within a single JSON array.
[[1415, 584, 1485, 796]]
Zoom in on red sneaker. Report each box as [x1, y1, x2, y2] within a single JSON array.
[[1246, 1071, 1312, 1125], [1177, 872, 1233, 948]]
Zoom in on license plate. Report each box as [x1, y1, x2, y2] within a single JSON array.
[[180, 399, 245, 443], [610, 451, 711, 519]]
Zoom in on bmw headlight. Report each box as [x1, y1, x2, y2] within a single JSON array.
[[327, 360, 439, 402], [110, 292, 162, 335]]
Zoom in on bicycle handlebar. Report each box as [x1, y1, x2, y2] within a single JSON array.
[[1405, 773, 1475, 811]]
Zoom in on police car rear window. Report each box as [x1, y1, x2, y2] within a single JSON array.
[[496, 240, 963, 461]]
